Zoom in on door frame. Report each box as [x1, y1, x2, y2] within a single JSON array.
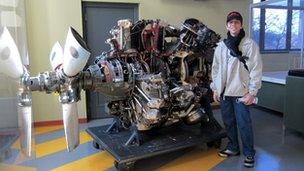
[[82, 2, 139, 120]]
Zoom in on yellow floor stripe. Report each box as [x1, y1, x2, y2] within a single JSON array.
[[157, 148, 225, 171], [11, 125, 64, 150], [36, 131, 92, 158], [6, 125, 224, 171], [0, 163, 37, 171], [51, 151, 114, 171], [34, 125, 63, 135], [11, 138, 20, 150]]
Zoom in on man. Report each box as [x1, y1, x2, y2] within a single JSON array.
[[210, 11, 262, 168]]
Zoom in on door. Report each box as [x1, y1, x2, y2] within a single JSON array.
[[82, 2, 138, 120]]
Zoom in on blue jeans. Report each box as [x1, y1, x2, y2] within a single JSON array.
[[220, 96, 255, 157]]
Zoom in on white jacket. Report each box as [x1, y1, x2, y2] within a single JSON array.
[[210, 37, 262, 97]]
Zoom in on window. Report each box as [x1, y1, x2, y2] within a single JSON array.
[[252, 8, 261, 44], [253, 0, 263, 3], [253, 0, 271, 3], [291, 10, 302, 49], [252, 0, 304, 52], [264, 8, 287, 50], [294, 0, 304, 6]]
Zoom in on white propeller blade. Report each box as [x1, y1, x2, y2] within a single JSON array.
[[0, 27, 24, 78], [49, 41, 63, 71], [63, 27, 90, 77], [62, 102, 79, 151], [61, 27, 90, 151], [0, 27, 33, 157], [17, 87, 34, 157], [17, 104, 34, 156]]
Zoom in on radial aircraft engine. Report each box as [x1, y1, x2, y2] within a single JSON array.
[[0, 18, 220, 156]]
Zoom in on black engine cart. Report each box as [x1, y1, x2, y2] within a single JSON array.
[[86, 115, 226, 171]]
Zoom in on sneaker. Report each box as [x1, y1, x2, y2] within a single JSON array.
[[218, 149, 240, 158], [244, 156, 255, 168]]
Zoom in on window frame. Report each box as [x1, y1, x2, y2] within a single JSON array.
[[252, 0, 303, 53]]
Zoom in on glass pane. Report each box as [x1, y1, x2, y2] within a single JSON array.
[[291, 10, 302, 49], [252, 8, 261, 44], [293, 0, 304, 7], [0, 0, 27, 158], [268, 0, 288, 7], [264, 9, 287, 50], [0, 0, 28, 65]]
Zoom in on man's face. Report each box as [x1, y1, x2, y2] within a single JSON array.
[[226, 19, 242, 36]]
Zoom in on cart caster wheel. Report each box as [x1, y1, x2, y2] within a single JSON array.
[[92, 140, 102, 150], [114, 161, 135, 171], [207, 139, 221, 149]]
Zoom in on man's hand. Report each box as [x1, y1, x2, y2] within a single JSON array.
[[242, 93, 255, 105], [213, 91, 220, 103]]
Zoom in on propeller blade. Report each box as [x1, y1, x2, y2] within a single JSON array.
[[62, 102, 79, 151], [49, 41, 63, 71], [17, 87, 34, 157], [0, 27, 33, 157], [63, 27, 90, 77], [0, 27, 24, 78]]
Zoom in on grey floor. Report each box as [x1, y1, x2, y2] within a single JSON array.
[[123, 107, 304, 171], [1, 107, 304, 170], [212, 107, 304, 171]]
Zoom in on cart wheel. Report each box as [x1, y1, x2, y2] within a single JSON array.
[[92, 140, 102, 150], [207, 139, 222, 149], [114, 161, 135, 171]]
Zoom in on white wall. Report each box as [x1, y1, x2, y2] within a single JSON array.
[[25, 0, 85, 122], [83, 0, 251, 37]]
